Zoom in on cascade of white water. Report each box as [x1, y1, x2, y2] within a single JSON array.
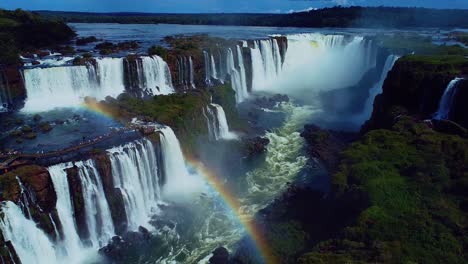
[[211, 104, 236, 140], [23, 66, 97, 112], [250, 41, 268, 91], [0, 201, 59, 264], [203, 51, 212, 84], [210, 54, 218, 79], [16, 177, 33, 219], [226, 48, 245, 103], [259, 40, 278, 81], [236, 45, 249, 97], [95, 57, 126, 97], [141, 55, 174, 95], [272, 39, 282, 75], [189, 56, 195, 88], [434, 77, 464, 120], [76, 160, 115, 247], [23, 57, 126, 112], [353, 55, 399, 123], [48, 163, 83, 259], [158, 126, 205, 200], [257, 34, 377, 97], [108, 138, 161, 230]]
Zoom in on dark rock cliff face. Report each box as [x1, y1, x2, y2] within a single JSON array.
[[0, 65, 26, 111], [93, 153, 128, 234], [364, 56, 468, 131], [65, 165, 88, 240], [451, 79, 468, 127], [0, 165, 60, 255]]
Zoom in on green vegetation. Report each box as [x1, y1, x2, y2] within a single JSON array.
[[0, 9, 76, 64]]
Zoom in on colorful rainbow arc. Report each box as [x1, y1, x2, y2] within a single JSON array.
[[81, 101, 277, 263], [186, 157, 278, 264]]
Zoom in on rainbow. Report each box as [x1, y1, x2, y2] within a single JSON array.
[[186, 157, 278, 264], [81, 99, 278, 263]]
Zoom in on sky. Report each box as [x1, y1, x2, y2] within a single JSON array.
[[1, 0, 468, 13]]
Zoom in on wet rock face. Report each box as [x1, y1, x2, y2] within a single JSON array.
[[253, 94, 289, 109], [0, 165, 57, 213], [93, 153, 128, 234], [243, 136, 270, 157], [365, 57, 468, 131], [98, 226, 152, 261]]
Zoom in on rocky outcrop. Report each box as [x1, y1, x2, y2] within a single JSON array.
[[209, 247, 230, 264], [93, 153, 128, 234], [242, 136, 270, 157], [364, 56, 468, 131], [0, 165, 59, 238], [301, 125, 356, 174], [65, 165, 88, 240], [0, 65, 26, 111], [99, 226, 153, 262]]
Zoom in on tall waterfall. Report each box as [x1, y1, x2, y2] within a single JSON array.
[[177, 56, 195, 89], [159, 126, 205, 201], [250, 34, 377, 97], [49, 163, 84, 259], [75, 160, 115, 247], [433, 78, 463, 120], [250, 39, 283, 91], [23, 58, 125, 112], [353, 55, 399, 123], [108, 138, 161, 230], [205, 104, 236, 140], [0, 201, 59, 264], [141, 56, 174, 95], [227, 48, 248, 103]]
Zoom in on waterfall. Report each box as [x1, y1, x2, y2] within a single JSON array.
[[76, 160, 115, 247], [255, 34, 378, 97], [226, 48, 247, 103], [205, 104, 236, 141], [23, 58, 125, 112], [210, 54, 218, 79], [236, 46, 249, 98], [189, 56, 195, 88], [95, 58, 126, 97], [353, 55, 399, 124], [434, 77, 464, 120], [49, 163, 83, 259], [108, 138, 161, 230], [0, 201, 59, 264], [203, 51, 212, 84], [141, 56, 174, 95], [159, 126, 205, 201]]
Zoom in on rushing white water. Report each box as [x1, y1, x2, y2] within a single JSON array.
[[141, 55, 174, 95], [210, 54, 218, 80], [158, 126, 205, 201], [206, 104, 237, 140], [251, 34, 377, 100], [433, 77, 463, 120], [95, 57, 126, 95], [76, 160, 115, 247], [189, 56, 195, 88], [227, 48, 249, 103], [49, 163, 83, 259], [23, 58, 126, 112], [108, 138, 161, 230], [203, 51, 212, 84], [352, 55, 399, 124], [250, 39, 283, 91], [0, 201, 58, 264]]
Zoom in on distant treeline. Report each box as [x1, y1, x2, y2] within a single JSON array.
[[37, 6, 468, 28]]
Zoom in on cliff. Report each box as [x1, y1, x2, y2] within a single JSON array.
[[365, 55, 468, 131]]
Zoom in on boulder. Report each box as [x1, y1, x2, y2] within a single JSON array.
[[209, 247, 230, 264]]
